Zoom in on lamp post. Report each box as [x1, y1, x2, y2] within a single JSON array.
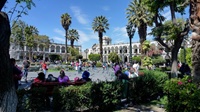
[[126, 23, 136, 65], [84, 49, 89, 60]]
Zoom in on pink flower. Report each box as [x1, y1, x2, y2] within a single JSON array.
[[178, 81, 183, 85], [188, 80, 192, 82]]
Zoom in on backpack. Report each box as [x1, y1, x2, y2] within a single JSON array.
[[46, 75, 58, 82]]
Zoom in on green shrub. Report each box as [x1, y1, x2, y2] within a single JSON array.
[[52, 81, 122, 111], [96, 62, 102, 67], [67, 66, 74, 70], [17, 87, 48, 112], [132, 56, 141, 63], [53, 83, 92, 111], [164, 76, 200, 112], [129, 70, 168, 104], [91, 81, 122, 111]]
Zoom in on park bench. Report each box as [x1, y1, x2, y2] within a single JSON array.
[[30, 81, 86, 96]]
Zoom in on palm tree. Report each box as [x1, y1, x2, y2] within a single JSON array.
[[61, 13, 71, 61], [190, 1, 200, 83], [24, 25, 38, 61], [68, 29, 79, 48], [142, 40, 152, 70], [142, 40, 151, 56], [126, 0, 153, 56], [92, 15, 109, 62]]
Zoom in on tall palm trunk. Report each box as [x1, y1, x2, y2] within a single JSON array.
[[98, 32, 103, 62], [29, 48, 32, 61], [65, 30, 68, 61], [0, 11, 18, 112], [71, 39, 74, 48], [138, 23, 147, 56], [190, 0, 200, 83]]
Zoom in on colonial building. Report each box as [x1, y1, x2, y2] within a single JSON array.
[[9, 43, 82, 60], [88, 36, 166, 62]]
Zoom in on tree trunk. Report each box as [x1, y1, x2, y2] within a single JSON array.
[[0, 12, 18, 112], [169, 1, 176, 23], [29, 48, 32, 61], [71, 39, 74, 48], [138, 23, 147, 56], [65, 30, 68, 61], [170, 47, 179, 78], [190, 0, 200, 83], [99, 32, 103, 62]]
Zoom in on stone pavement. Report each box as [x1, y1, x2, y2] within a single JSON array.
[[19, 67, 116, 89]]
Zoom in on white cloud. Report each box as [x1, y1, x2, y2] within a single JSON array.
[[102, 6, 110, 11], [70, 6, 89, 25], [77, 30, 98, 45], [52, 36, 65, 44], [54, 28, 65, 36], [113, 26, 127, 37]]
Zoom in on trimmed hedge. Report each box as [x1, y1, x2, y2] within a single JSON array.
[[53, 81, 122, 111], [128, 70, 168, 104]]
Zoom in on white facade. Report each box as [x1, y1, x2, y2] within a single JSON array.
[[89, 36, 165, 62], [10, 43, 82, 60]]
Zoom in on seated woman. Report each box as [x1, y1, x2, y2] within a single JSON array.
[[58, 70, 69, 83], [81, 70, 91, 82], [33, 72, 45, 83]]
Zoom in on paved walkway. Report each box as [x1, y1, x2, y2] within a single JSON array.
[[19, 67, 115, 89]]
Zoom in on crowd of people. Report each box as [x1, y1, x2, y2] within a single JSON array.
[[13, 57, 193, 91], [33, 70, 91, 84], [113, 61, 140, 80]]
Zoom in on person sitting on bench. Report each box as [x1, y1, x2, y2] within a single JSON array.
[[81, 70, 91, 82], [33, 72, 45, 83], [58, 70, 70, 83]]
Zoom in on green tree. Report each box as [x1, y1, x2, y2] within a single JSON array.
[[178, 47, 192, 67], [141, 40, 152, 69], [126, 0, 153, 56], [88, 54, 100, 62], [92, 15, 109, 62], [24, 25, 39, 61], [68, 29, 79, 48], [108, 52, 121, 63], [132, 56, 141, 63], [34, 35, 51, 60], [142, 40, 151, 56], [49, 54, 62, 62], [142, 56, 153, 70], [144, 0, 189, 77], [61, 13, 71, 61], [190, 0, 200, 83], [11, 20, 27, 59], [0, 0, 35, 111], [76, 54, 83, 60], [68, 47, 79, 61]]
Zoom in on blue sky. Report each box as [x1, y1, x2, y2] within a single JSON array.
[[4, 0, 189, 51]]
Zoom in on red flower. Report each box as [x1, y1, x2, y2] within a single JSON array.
[[178, 81, 183, 85]]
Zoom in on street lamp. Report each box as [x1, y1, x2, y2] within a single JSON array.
[[84, 49, 89, 60], [126, 23, 136, 65]]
